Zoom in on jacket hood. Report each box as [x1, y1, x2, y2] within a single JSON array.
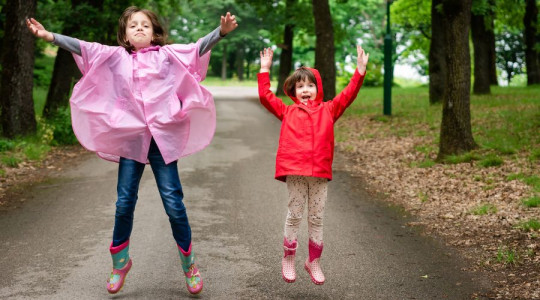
[[284, 67, 324, 106]]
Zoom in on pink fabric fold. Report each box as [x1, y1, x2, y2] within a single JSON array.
[[71, 39, 215, 164]]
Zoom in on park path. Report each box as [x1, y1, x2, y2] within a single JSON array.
[[0, 86, 492, 299]]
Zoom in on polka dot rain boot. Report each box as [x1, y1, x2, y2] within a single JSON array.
[[178, 243, 203, 294], [282, 237, 297, 283], [107, 240, 132, 294], [304, 239, 325, 285]]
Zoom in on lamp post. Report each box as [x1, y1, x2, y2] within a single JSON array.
[[383, 0, 393, 116]]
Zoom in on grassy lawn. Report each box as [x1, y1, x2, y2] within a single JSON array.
[[344, 85, 540, 162]]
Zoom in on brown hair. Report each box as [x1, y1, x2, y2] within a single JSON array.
[[117, 6, 168, 52], [283, 67, 317, 97]]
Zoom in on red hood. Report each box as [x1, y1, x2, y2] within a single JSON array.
[[283, 67, 324, 105]]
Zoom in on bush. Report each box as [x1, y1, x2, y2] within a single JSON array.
[[0, 139, 16, 152], [49, 107, 78, 145]]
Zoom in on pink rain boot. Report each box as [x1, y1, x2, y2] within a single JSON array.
[[304, 239, 325, 285], [107, 240, 132, 294], [178, 243, 203, 294], [282, 238, 297, 283]]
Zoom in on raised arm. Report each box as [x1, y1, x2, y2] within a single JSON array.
[[26, 18, 53, 42], [258, 48, 286, 120], [26, 18, 81, 55], [329, 45, 369, 120], [199, 12, 238, 56]]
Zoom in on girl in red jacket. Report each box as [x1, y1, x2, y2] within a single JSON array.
[[258, 45, 368, 285]]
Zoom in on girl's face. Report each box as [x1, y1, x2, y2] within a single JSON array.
[[295, 78, 317, 103], [125, 12, 154, 51]]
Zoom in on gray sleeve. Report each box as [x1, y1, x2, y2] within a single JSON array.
[[199, 26, 224, 56], [51, 33, 82, 56]]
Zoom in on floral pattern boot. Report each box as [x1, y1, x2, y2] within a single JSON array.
[[282, 237, 297, 283], [107, 240, 132, 294], [178, 243, 203, 294], [304, 239, 325, 285]]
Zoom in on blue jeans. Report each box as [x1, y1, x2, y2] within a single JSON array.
[[112, 139, 191, 251]]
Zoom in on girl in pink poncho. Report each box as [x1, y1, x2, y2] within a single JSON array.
[[26, 6, 238, 295]]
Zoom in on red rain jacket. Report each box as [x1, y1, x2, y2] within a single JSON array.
[[257, 68, 365, 182]]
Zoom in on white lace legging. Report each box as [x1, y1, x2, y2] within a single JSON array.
[[284, 175, 328, 245]]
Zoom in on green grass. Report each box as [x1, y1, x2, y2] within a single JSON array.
[[339, 85, 539, 167], [202, 76, 277, 87], [507, 173, 540, 192], [522, 196, 540, 208], [33, 86, 48, 117], [515, 219, 540, 232], [496, 247, 519, 265], [470, 203, 497, 215]]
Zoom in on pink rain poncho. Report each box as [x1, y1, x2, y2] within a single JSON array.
[[70, 39, 214, 164]]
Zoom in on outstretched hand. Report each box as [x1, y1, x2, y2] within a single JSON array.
[[357, 45, 369, 75], [26, 18, 53, 42], [259, 48, 273, 73], [220, 12, 238, 36]]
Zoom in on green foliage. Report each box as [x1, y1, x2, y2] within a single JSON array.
[[470, 203, 497, 215], [443, 152, 481, 164], [418, 191, 429, 202], [33, 53, 55, 88], [1, 155, 21, 168], [530, 148, 540, 162], [24, 144, 50, 161], [515, 219, 540, 232], [48, 107, 78, 146], [0, 139, 15, 152], [417, 159, 436, 168], [391, 0, 430, 76], [522, 196, 540, 208], [506, 173, 540, 192], [496, 247, 519, 265], [478, 155, 504, 167]]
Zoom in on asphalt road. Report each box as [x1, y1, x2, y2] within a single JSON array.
[[0, 86, 492, 299]]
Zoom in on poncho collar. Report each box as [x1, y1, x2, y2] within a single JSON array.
[[131, 45, 161, 55]]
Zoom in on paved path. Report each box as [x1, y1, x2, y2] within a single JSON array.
[[0, 87, 491, 299]]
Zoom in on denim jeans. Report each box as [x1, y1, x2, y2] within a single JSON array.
[[112, 138, 191, 251]]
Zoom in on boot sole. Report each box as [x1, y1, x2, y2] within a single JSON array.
[[107, 260, 132, 294], [304, 262, 324, 285]]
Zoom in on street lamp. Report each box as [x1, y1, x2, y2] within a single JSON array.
[[383, 0, 393, 116]]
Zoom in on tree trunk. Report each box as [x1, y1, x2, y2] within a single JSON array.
[[524, 0, 540, 85], [0, 0, 37, 138], [437, 0, 477, 160], [44, 49, 81, 117], [221, 42, 228, 80], [471, 12, 491, 94], [236, 47, 244, 81], [276, 0, 295, 96], [276, 23, 294, 96], [429, 0, 446, 104], [487, 13, 497, 85], [44, 0, 104, 118], [312, 0, 335, 100]]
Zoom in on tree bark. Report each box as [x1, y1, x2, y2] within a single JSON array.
[[221, 42, 228, 80], [312, 0, 335, 100], [44, 0, 104, 118], [486, 10, 497, 85], [437, 0, 477, 160], [0, 0, 37, 138], [524, 0, 540, 85], [276, 23, 294, 96], [429, 0, 446, 104], [471, 12, 491, 94], [44, 49, 81, 117], [236, 47, 244, 81]]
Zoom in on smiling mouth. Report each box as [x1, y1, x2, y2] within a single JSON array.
[[301, 95, 311, 100]]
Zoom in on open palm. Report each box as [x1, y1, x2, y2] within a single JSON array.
[[357, 45, 369, 75]]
